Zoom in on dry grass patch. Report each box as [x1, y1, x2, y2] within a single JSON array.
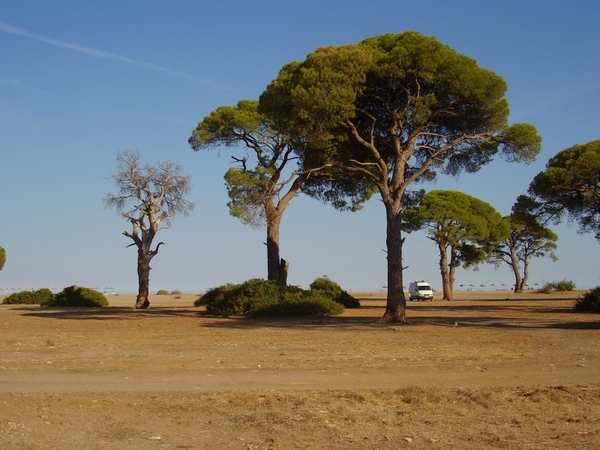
[[2, 385, 599, 449]]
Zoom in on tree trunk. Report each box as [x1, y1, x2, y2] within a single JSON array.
[[380, 205, 407, 324], [520, 258, 530, 292], [447, 245, 460, 301], [438, 243, 453, 301], [510, 247, 523, 293], [278, 258, 289, 286], [135, 246, 151, 309], [266, 214, 288, 286], [513, 269, 523, 293]]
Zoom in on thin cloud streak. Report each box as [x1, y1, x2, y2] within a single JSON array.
[[0, 78, 49, 95], [0, 21, 229, 91]]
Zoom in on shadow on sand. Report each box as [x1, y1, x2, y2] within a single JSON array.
[[10, 296, 599, 331]]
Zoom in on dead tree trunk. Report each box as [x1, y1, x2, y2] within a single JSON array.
[[133, 239, 163, 309], [136, 247, 151, 309]]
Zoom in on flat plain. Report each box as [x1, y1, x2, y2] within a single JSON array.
[[1, 290, 599, 449]]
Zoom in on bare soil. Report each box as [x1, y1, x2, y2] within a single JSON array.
[[1, 290, 599, 449]]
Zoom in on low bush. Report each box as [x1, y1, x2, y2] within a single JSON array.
[[553, 279, 576, 291], [537, 279, 576, 294], [200, 279, 345, 317], [309, 277, 360, 308], [205, 279, 285, 316], [257, 292, 344, 317], [42, 285, 108, 307], [574, 286, 600, 313], [2, 288, 55, 305], [157, 289, 182, 296], [195, 283, 236, 307]]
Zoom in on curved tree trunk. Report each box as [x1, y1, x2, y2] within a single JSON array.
[[520, 258, 530, 292], [438, 243, 453, 301], [380, 204, 407, 324], [510, 247, 524, 293], [266, 206, 288, 286], [512, 266, 523, 293]]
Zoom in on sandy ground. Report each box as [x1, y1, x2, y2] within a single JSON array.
[[1, 290, 599, 448]]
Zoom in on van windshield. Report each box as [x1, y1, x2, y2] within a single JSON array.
[[418, 285, 432, 291]]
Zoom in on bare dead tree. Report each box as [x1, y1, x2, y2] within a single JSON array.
[[104, 150, 193, 308]]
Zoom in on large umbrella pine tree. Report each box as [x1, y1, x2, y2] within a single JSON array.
[[260, 32, 541, 322]]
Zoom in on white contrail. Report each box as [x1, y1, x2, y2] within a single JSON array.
[[0, 20, 227, 89]]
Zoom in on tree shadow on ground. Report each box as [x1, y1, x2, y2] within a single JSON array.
[[14, 306, 199, 321], [197, 298, 600, 331], [9, 298, 599, 331]]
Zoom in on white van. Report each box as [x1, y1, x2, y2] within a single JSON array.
[[408, 281, 434, 301]]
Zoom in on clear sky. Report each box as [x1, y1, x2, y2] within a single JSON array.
[[1, 0, 599, 294]]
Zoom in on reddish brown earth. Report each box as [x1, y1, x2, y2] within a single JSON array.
[[1, 290, 599, 449]]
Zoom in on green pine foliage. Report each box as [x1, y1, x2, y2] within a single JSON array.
[[529, 140, 600, 241], [196, 278, 354, 317], [42, 285, 108, 307], [2, 288, 55, 305]]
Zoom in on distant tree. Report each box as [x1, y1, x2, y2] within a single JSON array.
[[260, 32, 541, 321], [104, 150, 193, 308], [0, 245, 7, 295], [528, 140, 600, 241], [488, 195, 558, 293], [404, 190, 509, 301], [189, 100, 369, 285]]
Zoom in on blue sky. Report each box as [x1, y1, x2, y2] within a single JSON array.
[[1, 0, 599, 294]]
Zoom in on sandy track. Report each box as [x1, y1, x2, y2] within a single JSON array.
[[2, 291, 600, 449], [2, 291, 599, 393]]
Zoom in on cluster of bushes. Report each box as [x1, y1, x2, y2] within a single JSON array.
[[574, 287, 600, 313], [2, 288, 55, 305], [2, 285, 108, 307], [156, 289, 182, 295], [536, 279, 576, 294], [195, 277, 358, 317]]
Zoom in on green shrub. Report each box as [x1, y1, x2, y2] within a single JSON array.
[[536, 283, 553, 294], [309, 277, 360, 308], [257, 292, 344, 317], [195, 284, 236, 307], [201, 279, 345, 317], [537, 279, 576, 294], [574, 286, 600, 313], [156, 289, 169, 295], [42, 285, 108, 307], [2, 288, 55, 305], [205, 279, 284, 316], [554, 279, 576, 291]]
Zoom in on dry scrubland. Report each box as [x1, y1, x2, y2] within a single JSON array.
[[1, 290, 599, 449]]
